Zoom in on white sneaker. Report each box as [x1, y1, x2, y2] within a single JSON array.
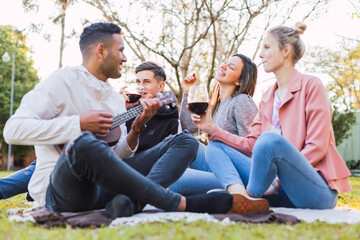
[[206, 188, 226, 194]]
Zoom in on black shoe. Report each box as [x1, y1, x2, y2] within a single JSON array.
[[105, 194, 137, 219], [25, 192, 34, 202]]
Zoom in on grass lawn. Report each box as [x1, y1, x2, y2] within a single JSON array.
[[0, 171, 360, 240]]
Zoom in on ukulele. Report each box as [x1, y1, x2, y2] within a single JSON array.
[[57, 92, 177, 153]]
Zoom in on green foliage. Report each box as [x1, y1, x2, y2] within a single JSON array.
[[308, 42, 360, 145], [327, 44, 360, 110], [337, 176, 360, 209], [1, 217, 360, 240], [0, 25, 38, 166], [331, 104, 356, 146], [310, 42, 360, 110]]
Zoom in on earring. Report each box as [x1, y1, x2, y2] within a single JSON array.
[[280, 56, 284, 63]]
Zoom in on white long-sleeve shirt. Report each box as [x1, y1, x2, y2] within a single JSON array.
[[3, 65, 137, 206]]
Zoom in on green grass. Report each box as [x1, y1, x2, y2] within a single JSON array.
[[1, 171, 360, 240]]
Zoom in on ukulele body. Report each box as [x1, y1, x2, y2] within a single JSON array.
[[96, 127, 122, 147]]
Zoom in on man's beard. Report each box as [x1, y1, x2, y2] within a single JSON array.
[[101, 53, 121, 79]]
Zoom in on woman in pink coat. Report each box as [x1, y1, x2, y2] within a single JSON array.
[[190, 22, 352, 210]]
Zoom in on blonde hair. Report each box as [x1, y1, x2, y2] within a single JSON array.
[[267, 22, 307, 63]]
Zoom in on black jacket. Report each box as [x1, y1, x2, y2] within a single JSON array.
[[126, 103, 179, 153]]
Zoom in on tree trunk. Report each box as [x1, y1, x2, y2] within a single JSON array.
[[59, 3, 66, 68], [1, 142, 8, 170]]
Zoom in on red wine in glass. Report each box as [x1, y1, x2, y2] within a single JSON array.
[[126, 93, 141, 103], [188, 85, 209, 115], [188, 102, 209, 115], [188, 84, 209, 141]]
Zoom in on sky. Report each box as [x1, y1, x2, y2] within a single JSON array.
[[0, 0, 359, 103]]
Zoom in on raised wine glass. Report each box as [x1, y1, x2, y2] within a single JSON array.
[[125, 83, 142, 103], [188, 85, 209, 140]]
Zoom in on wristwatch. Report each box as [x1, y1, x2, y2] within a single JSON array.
[[131, 123, 145, 134]]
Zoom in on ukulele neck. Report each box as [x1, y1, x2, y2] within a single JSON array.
[[110, 104, 143, 130]]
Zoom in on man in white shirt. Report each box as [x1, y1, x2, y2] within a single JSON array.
[[3, 23, 241, 218]]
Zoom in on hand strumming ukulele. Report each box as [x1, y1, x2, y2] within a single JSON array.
[[56, 92, 177, 153]]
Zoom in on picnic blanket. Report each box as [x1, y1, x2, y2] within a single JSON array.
[[8, 204, 360, 228], [272, 207, 360, 224], [8, 205, 299, 228]]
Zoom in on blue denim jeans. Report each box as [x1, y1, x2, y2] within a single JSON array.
[[46, 131, 198, 212], [205, 132, 338, 209], [124, 132, 198, 188], [169, 143, 223, 195], [0, 160, 36, 199], [188, 142, 211, 172], [170, 140, 294, 206]]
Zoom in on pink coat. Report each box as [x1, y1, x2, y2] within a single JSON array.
[[209, 69, 352, 193]]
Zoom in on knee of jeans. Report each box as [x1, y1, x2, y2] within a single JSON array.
[[204, 141, 222, 163], [207, 141, 224, 149], [255, 132, 284, 151], [69, 132, 104, 162], [206, 141, 227, 156], [72, 132, 94, 150], [174, 132, 199, 152]]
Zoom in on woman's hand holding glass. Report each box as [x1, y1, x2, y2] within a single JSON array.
[[187, 85, 216, 135], [187, 102, 216, 135]]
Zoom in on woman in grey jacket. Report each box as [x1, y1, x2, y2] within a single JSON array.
[[170, 53, 258, 198]]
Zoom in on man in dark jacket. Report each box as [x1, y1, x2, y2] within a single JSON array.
[[123, 62, 184, 183], [125, 61, 180, 153]]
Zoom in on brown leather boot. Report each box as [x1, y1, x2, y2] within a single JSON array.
[[229, 194, 270, 214]]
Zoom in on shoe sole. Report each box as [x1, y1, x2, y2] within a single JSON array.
[[229, 194, 269, 214]]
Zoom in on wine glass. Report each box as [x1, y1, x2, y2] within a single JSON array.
[[188, 85, 209, 115], [125, 83, 142, 103], [188, 85, 209, 141]]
